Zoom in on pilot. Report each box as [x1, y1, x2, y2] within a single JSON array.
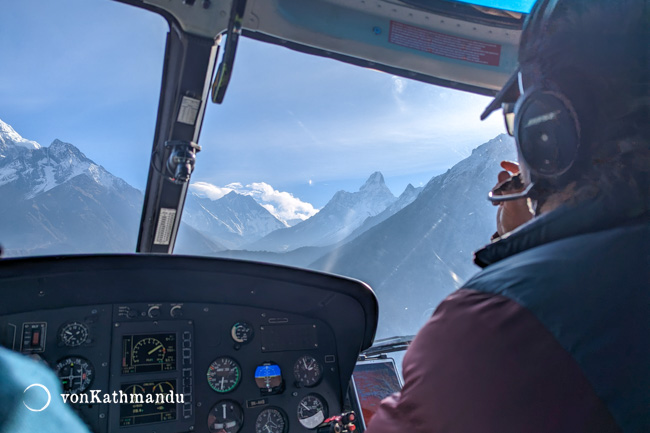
[[365, 0, 649, 432]]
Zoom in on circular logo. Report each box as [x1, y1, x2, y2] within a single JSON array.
[[23, 384, 51, 412]]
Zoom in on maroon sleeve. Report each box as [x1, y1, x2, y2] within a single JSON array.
[[364, 289, 619, 433]]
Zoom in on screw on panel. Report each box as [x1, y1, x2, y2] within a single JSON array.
[[189, 427, 194, 431], [38, 291, 45, 297], [261, 313, 266, 318], [372, 26, 382, 35], [91, 309, 97, 314], [197, 402, 202, 407], [250, 290, 255, 295], [102, 362, 108, 367], [114, 323, 120, 327], [292, 391, 298, 397], [314, 344, 318, 348], [99, 413, 105, 419], [203, 307, 209, 312]]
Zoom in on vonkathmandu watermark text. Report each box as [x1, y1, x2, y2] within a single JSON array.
[[23, 384, 184, 411], [61, 389, 185, 405]]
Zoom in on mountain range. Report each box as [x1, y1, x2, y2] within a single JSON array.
[[0, 118, 517, 338], [182, 191, 287, 250]]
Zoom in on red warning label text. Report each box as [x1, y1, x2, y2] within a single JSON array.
[[389, 21, 501, 66]]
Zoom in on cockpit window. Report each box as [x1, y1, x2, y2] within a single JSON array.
[[2, 2, 513, 339]]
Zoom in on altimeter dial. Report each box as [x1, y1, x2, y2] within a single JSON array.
[[293, 355, 322, 387]]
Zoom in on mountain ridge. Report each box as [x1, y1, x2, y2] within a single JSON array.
[[245, 171, 398, 252]]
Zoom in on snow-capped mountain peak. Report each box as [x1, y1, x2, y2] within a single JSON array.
[[245, 171, 398, 252], [182, 190, 287, 249], [403, 183, 416, 194], [0, 118, 41, 151], [0, 120, 127, 198], [360, 171, 387, 192]]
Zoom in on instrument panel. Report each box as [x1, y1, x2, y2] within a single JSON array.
[[0, 255, 378, 433]]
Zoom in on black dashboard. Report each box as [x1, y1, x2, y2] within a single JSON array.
[[0, 255, 378, 433]]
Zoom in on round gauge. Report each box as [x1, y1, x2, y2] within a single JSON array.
[[152, 381, 175, 395], [124, 384, 146, 396], [207, 356, 241, 393], [54, 357, 94, 394], [255, 407, 287, 433], [208, 400, 244, 433], [131, 337, 166, 365], [59, 322, 89, 347], [297, 394, 328, 430], [231, 322, 254, 344], [293, 355, 323, 387]]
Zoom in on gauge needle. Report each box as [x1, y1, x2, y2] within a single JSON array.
[[148, 344, 164, 355], [223, 404, 227, 419], [220, 377, 225, 389], [301, 402, 310, 410]]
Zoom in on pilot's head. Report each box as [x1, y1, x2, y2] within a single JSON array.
[[483, 0, 649, 212]]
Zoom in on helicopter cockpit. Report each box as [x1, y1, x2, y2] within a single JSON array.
[[0, 0, 538, 432]]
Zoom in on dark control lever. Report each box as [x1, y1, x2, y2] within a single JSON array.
[[317, 411, 358, 433]]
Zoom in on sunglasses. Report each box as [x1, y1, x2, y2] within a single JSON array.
[[502, 102, 516, 136]]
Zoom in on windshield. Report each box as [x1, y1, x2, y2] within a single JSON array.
[[1, 0, 514, 340]]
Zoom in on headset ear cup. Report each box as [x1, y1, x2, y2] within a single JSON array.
[[514, 89, 581, 180]]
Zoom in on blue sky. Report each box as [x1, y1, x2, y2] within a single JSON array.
[[0, 0, 509, 214]]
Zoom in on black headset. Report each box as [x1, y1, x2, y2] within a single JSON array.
[[513, 75, 582, 183]]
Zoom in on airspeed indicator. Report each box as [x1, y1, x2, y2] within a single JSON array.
[[207, 357, 241, 393]]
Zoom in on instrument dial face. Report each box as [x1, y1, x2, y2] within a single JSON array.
[[297, 394, 328, 430], [293, 355, 323, 387], [59, 322, 89, 347], [255, 407, 287, 433], [207, 357, 241, 393], [208, 400, 244, 433], [54, 357, 94, 394], [231, 322, 254, 344], [132, 337, 166, 364]]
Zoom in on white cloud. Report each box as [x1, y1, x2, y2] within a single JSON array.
[[190, 181, 318, 224], [190, 182, 234, 200], [392, 76, 405, 94]]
